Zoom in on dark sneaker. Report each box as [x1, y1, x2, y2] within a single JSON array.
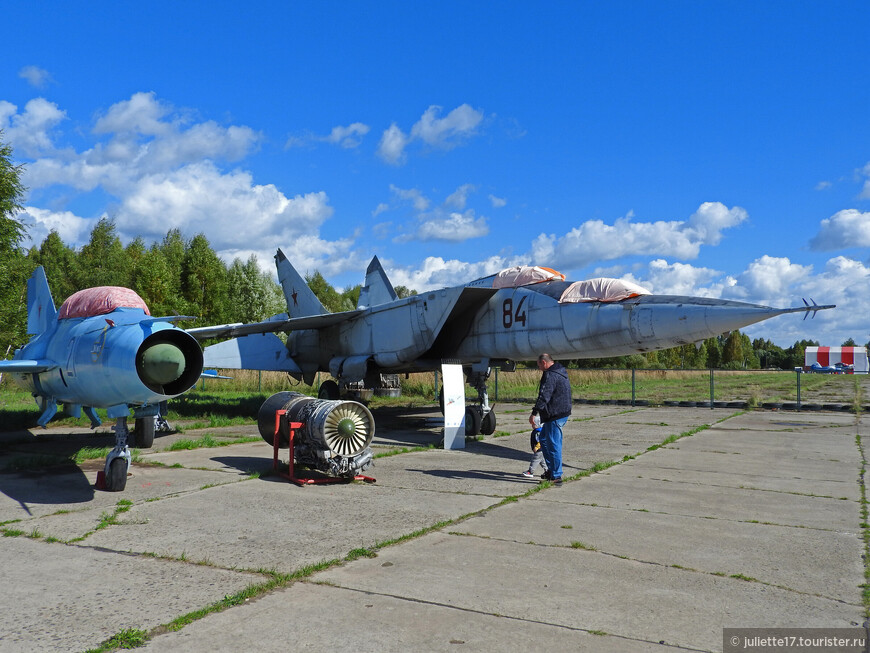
[[541, 470, 552, 481], [553, 477, 563, 486]]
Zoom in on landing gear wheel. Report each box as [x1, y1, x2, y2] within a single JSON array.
[[134, 417, 155, 448], [318, 380, 340, 400], [464, 406, 482, 436], [480, 409, 496, 435], [105, 457, 128, 492]]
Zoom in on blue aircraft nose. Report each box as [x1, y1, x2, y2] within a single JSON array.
[[138, 342, 187, 386]]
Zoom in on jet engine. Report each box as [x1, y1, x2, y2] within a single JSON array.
[[257, 392, 375, 477]]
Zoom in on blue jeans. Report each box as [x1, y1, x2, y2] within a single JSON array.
[[539, 416, 567, 479]]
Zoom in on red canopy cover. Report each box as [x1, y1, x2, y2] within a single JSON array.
[[58, 286, 151, 319]]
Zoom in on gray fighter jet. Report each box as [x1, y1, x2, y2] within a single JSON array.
[[190, 249, 834, 435]]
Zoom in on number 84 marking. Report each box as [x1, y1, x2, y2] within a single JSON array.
[[502, 297, 527, 329]]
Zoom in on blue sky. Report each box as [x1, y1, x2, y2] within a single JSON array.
[[3, 1, 869, 348]]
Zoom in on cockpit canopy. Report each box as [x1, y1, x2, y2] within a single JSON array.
[[58, 287, 151, 319]]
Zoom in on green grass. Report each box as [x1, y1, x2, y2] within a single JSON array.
[[2, 369, 865, 433], [165, 434, 260, 451], [85, 628, 148, 652]]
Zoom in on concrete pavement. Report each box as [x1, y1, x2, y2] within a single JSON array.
[[0, 404, 866, 652]]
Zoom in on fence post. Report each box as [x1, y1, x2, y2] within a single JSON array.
[[494, 367, 499, 401], [709, 368, 714, 409], [796, 369, 802, 411], [631, 368, 636, 406]]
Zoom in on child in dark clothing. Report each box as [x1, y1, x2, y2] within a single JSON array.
[[522, 422, 549, 479]]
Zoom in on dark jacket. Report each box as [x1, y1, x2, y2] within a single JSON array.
[[532, 362, 572, 422]]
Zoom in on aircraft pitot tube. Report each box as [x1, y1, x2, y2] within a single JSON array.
[[257, 392, 375, 477]]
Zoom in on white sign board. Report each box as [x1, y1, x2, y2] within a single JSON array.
[[441, 363, 465, 449]]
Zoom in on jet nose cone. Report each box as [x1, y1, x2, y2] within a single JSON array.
[[139, 342, 186, 386]]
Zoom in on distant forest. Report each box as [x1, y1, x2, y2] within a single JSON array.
[[3, 217, 865, 371]]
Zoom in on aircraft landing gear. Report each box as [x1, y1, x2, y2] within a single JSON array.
[[133, 417, 155, 448], [102, 417, 132, 492], [464, 406, 482, 436], [438, 367, 498, 436], [467, 369, 497, 436]]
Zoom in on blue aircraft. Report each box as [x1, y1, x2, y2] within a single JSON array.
[[0, 267, 203, 491]]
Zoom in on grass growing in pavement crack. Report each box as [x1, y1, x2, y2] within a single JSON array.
[[856, 429, 870, 617]]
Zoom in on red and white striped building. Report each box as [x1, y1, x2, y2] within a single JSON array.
[[804, 346, 869, 373]]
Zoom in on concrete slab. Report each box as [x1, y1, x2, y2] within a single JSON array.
[[138, 581, 668, 653], [0, 535, 260, 652], [549, 467, 858, 530], [460, 493, 862, 604], [314, 531, 861, 652], [0, 461, 242, 525], [82, 478, 498, 573], [0, 403, 865, 652], [621, 462, 860, 500]]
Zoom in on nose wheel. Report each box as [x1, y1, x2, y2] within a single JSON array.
[[104, 456, 129, 492], [97, 417, 132, 492]]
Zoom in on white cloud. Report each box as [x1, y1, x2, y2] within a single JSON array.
[[410, 104, 483, 148], [640, 259, 722, 296], [18, 66, 53, 89], [377, 104, 485, 165], [385, 255, 513, 291], [489, 194, 507, 208], [729, 255, 812, 301], [415, 210, 489, 242], [684, 202, 748, 246], [93, 92, 173, 137], [390, 184, 430, 211], [386, 185, 489, 243], [287, 122, 371, 150], [324, 122, 370, 148], [5, 92, 364, 277], [809, 209, 870, 251], [530, 202, 748, 269], [377, 123, 409, 165], [220, 233, 364, 281], [445, 184, 476, 209], [117, 161, 333, 250], [13, 93, 259, 197], [741, 255, 870, 346], [860, 162, 870, 200], [0, 98, 67, 157], [17, 207, 96, 249]]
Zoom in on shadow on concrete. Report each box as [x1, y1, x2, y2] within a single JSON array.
[[0, 462, 96, 514], [209, 456, 278, 477]]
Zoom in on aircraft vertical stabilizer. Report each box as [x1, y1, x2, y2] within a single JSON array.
[[26, 266, 57, 335], [358, 256, 398, 308], [275, 248, 328, 317]]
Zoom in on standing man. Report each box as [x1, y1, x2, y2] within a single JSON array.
[[529, 353, 572, 486]]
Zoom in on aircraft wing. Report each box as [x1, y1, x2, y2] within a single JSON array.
[[187, 309, 365, 341], [0, 359, 59, 373]]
